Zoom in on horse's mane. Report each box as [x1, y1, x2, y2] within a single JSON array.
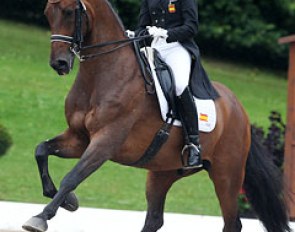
[[102, 0, 126, 31]]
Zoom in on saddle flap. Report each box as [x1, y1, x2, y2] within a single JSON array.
[[153, 49, 178, 118], [140, 47, 217, 133]]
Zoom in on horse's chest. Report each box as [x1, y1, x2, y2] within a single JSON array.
[[68, 111, 87, 132]]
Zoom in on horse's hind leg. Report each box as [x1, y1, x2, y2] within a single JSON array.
[[142, 170, 184, 232], [209, 145, 247, 232], [210, 165, 243, 232], [35, 129, 88, 211]]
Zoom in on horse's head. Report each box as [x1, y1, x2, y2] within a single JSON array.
[[44, 0, 89, 75]]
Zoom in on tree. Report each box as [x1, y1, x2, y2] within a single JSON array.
[[1, 0, 294, 69], [197, 0, 293, 68]]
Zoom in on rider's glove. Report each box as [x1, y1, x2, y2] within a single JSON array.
[[147, 26, 168, 38], [125, 30, 135, 38]]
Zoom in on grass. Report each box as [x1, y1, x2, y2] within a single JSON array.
[[0, 19, 288, 217], [206, 58, 287, 127]]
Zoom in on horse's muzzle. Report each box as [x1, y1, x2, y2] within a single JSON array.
[[50, 53, 74, 76]]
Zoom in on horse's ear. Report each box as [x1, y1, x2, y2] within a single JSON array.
[[48, 0, 61, 3]]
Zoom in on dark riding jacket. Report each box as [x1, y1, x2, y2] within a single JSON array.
[[136, 0, 219, 99]]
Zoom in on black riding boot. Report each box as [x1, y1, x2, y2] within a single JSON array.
[[177, 87, 202, 168]]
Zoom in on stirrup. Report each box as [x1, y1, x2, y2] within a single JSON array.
[[181, 143, 203, 169]]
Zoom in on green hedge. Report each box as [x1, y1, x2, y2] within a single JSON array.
[[0, 0, 48, 26], [0, 124, 12, 156], [197, 0, 294, 69], [1, 0, 294, 69]]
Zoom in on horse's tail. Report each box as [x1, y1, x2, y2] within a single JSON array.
[[243, 128, 291, 232]]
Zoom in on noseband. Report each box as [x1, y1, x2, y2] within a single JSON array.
[[50, 0, 150, 62], [50, 0, 87, 59]]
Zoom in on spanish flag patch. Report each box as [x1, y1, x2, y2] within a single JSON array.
[[168, 3, 176, 13], [199, 113, 209, 122]]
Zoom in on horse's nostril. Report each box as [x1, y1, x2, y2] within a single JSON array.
[[51, 58, 70, 75], [57, 59, 68, 69]]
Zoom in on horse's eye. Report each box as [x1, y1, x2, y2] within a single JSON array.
[[63, 8, 74, 17]]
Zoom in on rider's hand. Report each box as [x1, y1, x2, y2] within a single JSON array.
[[125, 30, 135, 38], [147, 26, 168, 38]]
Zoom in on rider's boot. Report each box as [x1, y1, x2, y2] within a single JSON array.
[[177, 87, 202, 168]]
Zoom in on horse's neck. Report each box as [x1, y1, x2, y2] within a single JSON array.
[[65, 0, 159, 140], [86, 0, 125, 45], [72, 0, 142, 102], [79, 0, 130, 74]]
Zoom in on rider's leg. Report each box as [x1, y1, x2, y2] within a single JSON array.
[[177, 87, 202, 168], [156, 42, 190, 96], [156, 42, 202, 168]]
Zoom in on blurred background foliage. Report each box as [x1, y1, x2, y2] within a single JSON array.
[[0, 0, 291, 215], [0, 124, 12, 157], [197, 0, 294, 69], [0, 0, 294, 69]]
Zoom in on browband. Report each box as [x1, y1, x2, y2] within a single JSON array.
[[48, 0, 61, 3], [47, 0, 86, 10]]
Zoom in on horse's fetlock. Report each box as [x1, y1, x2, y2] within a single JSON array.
[[43, 187, 56, 198], [36, 208, 55, 221], [142, 214, 163, 232], [42, 208, 56, 220], [142, 223, 163, 232], [47, 210, 56, 219], [43, 190, 50, 198]]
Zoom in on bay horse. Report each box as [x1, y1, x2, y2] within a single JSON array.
[[23, 0, 291, 231]]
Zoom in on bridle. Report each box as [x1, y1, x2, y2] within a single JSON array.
[[50, 0, 150, 62], [50, 0, 87, 59]]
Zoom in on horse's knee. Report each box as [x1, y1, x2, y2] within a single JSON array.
[[35, 142, 50, 161]]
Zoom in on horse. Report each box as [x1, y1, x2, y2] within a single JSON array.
[[22, 0, 291, 231]]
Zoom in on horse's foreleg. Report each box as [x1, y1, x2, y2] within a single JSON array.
[[142, 170, 182, 232], [23, 136, 112, 232], [35, 141, 58, 199], [35, 130, 88, 211]]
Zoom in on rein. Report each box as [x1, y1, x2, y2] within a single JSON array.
[[50, 0, 151, 62], [77, 35, 151, 61]]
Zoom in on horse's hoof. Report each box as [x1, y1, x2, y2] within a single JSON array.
[[22, 216, 48, 232], [61, 191, 79, 212]]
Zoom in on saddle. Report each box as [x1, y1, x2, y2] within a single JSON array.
[[130, 41, 216, 167], [134, 42, 217, 132], [134, 41, 178, 122]]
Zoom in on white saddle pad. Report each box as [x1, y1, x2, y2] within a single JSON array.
[[142, 47, 217, 132]]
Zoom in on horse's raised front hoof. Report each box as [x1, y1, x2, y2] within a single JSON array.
[[61, 191, 79, 212], [22, 216, 48, 232]]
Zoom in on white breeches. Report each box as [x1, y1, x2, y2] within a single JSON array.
[[152, 38, 191, 96]]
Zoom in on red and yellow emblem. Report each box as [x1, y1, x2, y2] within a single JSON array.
[[199, 113, 209, 122], [168, 3, 176, 13]]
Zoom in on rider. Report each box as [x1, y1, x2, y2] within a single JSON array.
[[134, 0, 219, 168]]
